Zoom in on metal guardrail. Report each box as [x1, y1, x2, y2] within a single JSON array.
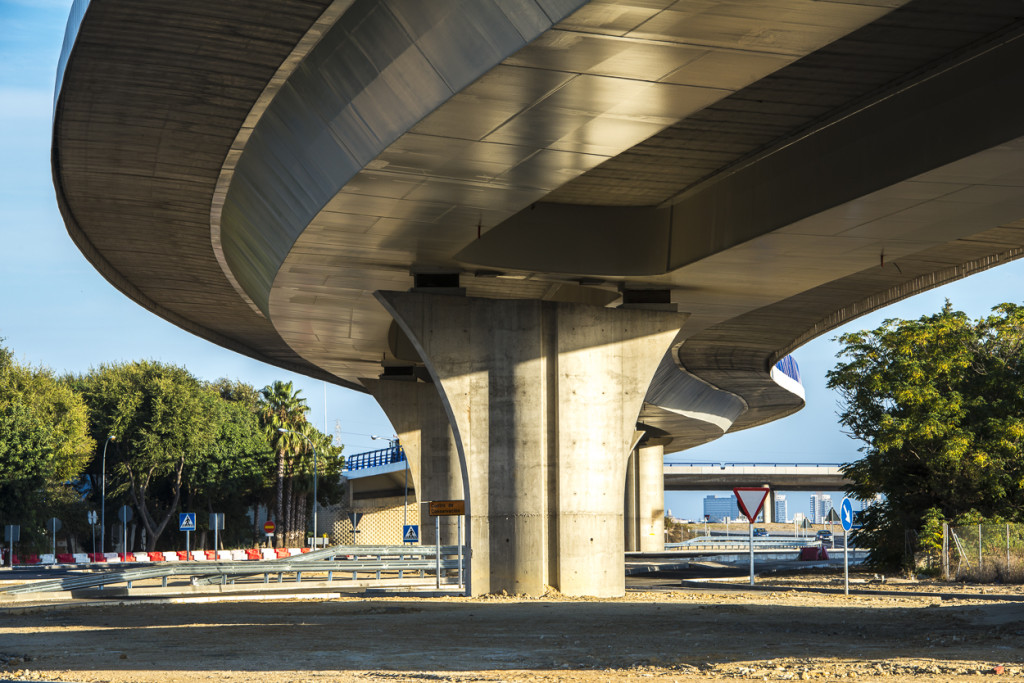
[[662, 462, 843, 468], [1, 544, 464, 595], [667, 536, 849, 550], [192, 544, 459, 585]]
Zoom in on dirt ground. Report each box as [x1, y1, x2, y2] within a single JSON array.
[[2, 568, 1023, 683]]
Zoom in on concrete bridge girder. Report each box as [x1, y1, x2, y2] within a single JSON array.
[[664, 465, 852, 492]]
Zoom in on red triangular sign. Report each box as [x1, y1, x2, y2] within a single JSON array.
[[733, 487, 770, 523]]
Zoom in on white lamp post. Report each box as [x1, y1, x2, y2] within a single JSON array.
[[100, 435, 114, 553]]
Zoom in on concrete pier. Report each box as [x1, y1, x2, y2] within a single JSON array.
[[625, 444, 665, 553], [363, 378, 463, 546], [376, 292, 682, 597]]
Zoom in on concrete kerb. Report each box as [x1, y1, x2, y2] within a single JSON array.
[[0, 577, 462, 608]]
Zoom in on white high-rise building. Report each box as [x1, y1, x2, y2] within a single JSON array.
[[820, 494, 834, 522], [809, 494, 820, 523], [774, 494, 788, 523]]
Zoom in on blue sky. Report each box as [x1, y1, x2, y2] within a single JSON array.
[[3, 2, 1024, 521]]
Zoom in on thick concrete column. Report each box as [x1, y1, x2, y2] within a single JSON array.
[[376, 292, 682, 597], [763, 487, 774, 524], [624, 444, 665, 552], [362, 378, 463, 546], [624, 451, 638, 552], [636, 444, 665, 551]]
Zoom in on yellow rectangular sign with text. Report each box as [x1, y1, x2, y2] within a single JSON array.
[[428, 500, 465, 516]]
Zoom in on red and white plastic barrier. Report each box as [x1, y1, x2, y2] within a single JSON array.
[[7, 548, 313, 566]]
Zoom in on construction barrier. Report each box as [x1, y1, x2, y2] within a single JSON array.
[[8, 548, 316, 566]]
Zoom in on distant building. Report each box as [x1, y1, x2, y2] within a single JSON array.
[[809, 494, 819, 523], [703, 495, 740, 522], [820, 494, 834, 522], [774, 494, 788, 523]]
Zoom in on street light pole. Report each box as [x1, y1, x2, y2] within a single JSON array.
[[100, 435, 114, 554], [373, 435, 404, 529], [279, 428, 318, 547]]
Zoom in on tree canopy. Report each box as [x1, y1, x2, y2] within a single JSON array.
[[1, 340, 346, 554], [827, 301, 1024, 568], [73, 361, 224, 550], [0, 342, 94, 548]]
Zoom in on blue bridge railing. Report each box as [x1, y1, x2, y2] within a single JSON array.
[[344, 444, 406, 472], [774, 354, 801, 385]]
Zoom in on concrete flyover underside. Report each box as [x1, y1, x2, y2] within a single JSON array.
[[54, 0, 1024, 595]]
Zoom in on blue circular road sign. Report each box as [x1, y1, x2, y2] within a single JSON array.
[[840, 497, 854, 532]]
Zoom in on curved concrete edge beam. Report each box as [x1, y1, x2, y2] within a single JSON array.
[[638, 403, 730, 455], [210, 0, 359, 320], [53, 0, 88, 111], [643, 352, 747, 434], [219, 0, 587, 315], [455, 203, 670, 276], [771, 244, 1024, 365]]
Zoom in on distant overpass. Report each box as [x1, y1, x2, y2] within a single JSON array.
[[664, 462, 850, 492]]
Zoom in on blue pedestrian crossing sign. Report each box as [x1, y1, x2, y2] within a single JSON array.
[[402, 524, 419, 543], [840, 498, 854, 532], [179, 512, 197, 532]]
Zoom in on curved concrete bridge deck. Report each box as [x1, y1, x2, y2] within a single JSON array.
[[52, 0, 1024, 596]]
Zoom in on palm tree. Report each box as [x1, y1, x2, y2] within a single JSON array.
[[259, 381, 307, 546]]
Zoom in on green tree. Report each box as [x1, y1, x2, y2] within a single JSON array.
[[827, 302, 1024, 569], [258, 381, 308, 546], [185, 380, 274, 548], [256, 382, 344, 546], [74, 361, 221, 551], [0, 343, 94, 551], [285, 421, 344, 546]]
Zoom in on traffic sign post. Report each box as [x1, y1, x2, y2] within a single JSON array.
[[346, 513, 362, 537], [263, 520, 276, 547], [87, 511, 98, 556], [46, 517, 62, 558], [118, 506, 133, 561], [733, 487, 770, 586], [4, 525, 19, 567], [179, 512, 196, 560], [209, 513, 224, 554], [427, 501, 466, 589], [840, 497, 854, 595]]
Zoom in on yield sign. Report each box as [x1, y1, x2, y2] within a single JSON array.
[[733, 487, 770, 523]]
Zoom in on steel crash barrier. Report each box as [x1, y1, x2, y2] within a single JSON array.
[[667, 536, 850, 550], [0, 544, 465, 595]]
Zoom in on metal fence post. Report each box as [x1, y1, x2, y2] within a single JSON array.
[[942, 522, 949, 581], [978, 524, 982, 574]]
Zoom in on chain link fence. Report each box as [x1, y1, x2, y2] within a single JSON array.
[[942, 523, 1024, 582]]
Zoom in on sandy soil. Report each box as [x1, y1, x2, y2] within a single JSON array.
[[1, 569, 1023, 682]]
